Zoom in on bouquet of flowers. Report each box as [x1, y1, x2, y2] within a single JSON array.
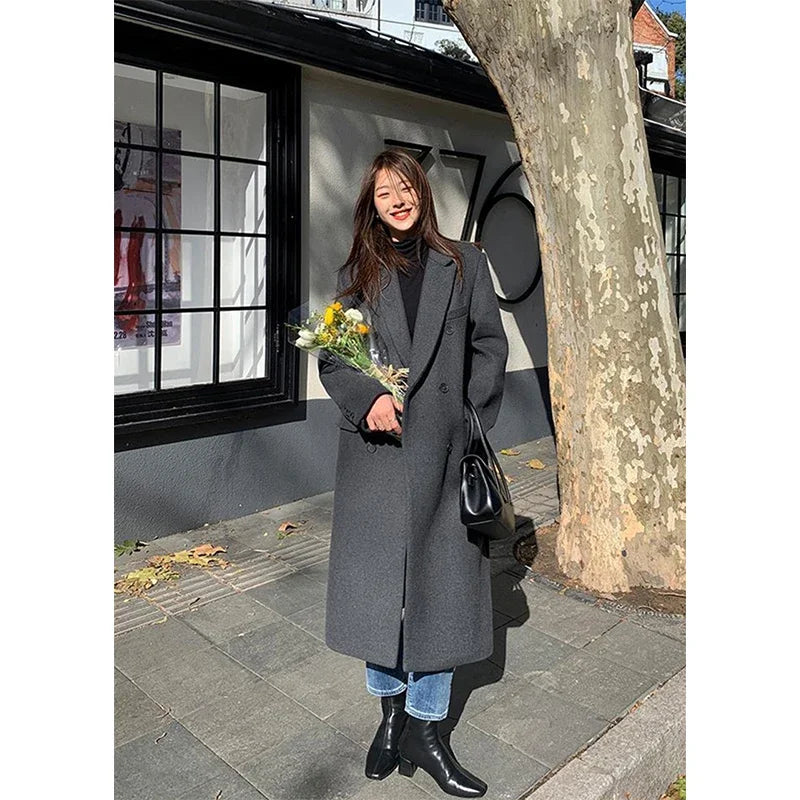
[[286, 299, 408, 409]]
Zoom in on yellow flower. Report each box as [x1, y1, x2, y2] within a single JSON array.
[[357, 323, 369, 334], [324, 306, 335, 325], [332, 301, 342, 310]]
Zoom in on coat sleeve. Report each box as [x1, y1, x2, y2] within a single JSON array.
[[318, 268, 391, 432], [466, 249, 509, 433]]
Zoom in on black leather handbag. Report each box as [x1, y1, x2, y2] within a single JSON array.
[[459, 397, 516, 540]]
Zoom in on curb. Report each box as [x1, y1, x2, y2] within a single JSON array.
[[522, 668, 686, 800]]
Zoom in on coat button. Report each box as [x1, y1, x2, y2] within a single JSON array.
[[366, 442, 376, 453], [445, 322, 454, 334], [439, 382, 448, 393], [447, 441, 453, 453]]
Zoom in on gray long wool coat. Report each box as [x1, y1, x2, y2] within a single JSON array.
[[318, 241, 508, 672]]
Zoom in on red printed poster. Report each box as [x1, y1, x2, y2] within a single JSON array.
[[114, 122, 182, 348]]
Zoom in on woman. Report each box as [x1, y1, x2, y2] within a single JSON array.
[[318, 149, 508, 798]]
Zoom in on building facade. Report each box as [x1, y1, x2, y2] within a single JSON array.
[[265, 0, 473, 55], [633, 0, 679, 96], [114, 0, 685, 542]]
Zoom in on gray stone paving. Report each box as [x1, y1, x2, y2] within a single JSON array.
[[114, 435, 685, 800]]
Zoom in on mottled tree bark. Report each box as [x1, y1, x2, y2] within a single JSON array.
[[444, 0, 685, 591]]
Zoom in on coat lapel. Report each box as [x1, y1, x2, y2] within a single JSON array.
[[373, 247, 458, 399]]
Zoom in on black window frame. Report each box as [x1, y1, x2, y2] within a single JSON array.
[[650, 156, 686, 355], [114, 20, 302, 451]]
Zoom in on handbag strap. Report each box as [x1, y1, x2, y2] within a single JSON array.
[[464, 398, 511, 502]]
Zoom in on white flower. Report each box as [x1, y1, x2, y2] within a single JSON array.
[[294, 337, 314, 349], [297, 329, 316, 346], [344, 308, 363, 323]]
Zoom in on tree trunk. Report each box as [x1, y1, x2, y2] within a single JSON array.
[[444, 0, 685, 592]]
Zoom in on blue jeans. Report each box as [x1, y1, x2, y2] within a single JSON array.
[[365, 615, 454, 721]]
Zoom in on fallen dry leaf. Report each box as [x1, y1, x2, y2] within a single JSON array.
[[278, 520, 305, 532], [190, 543, 227, 557], [526, 459, 546, 470], [499, 448, 520, 456]]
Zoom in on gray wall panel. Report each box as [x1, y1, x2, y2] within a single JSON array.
[[114, 366, 553, 543]]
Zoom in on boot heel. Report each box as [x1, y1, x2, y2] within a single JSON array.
[[398, 757, 417, 777]]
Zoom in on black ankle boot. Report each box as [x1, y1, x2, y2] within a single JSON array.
[[397, 715, 487, 797], [365, 691, 409, 780]]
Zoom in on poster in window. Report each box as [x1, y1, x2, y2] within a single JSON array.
[[114, 122, 182, 348]]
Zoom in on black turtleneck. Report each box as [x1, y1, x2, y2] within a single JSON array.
[[391, 235, 428, 341]]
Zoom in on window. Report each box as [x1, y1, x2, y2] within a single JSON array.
[[653, 171, 686, 352], [114, 22, 301, 449], [415, 1, 454, 26]]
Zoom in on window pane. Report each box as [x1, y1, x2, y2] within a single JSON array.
[[163, 73, 215, 154], [114, 313, 156, 393], [220, 309, 267, 382], [162, 154, 214, 231], [221, 85, 267, 161], [666, 255, 677, 292], [666, 175, 680, 214], [679, 178, 686, 216], [677, 294, 685, 333], [678, 255, 686, 293], [115, 144, 158, 197], [161, 312, 215, 389], [679, 217, 686, 254], [221, 236, 268, 307], [163, 234, 214, 308], [115, 228, 157, 312], [664, 215, 677, 255], [115, 64, 155, 137], [652, 172, 664, 211], [221, 162, 268, 234]]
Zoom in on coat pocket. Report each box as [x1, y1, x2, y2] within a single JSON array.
[[445, 303, 469, 320], [337, 414, 360, 431]]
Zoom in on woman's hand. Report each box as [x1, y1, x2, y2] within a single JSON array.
[[365, 393, 404, 435]]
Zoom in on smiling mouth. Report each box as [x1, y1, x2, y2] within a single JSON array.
[[391, 210, 411, 219]]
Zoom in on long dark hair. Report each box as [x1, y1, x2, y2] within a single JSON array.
[[335, 149, 465, 307]]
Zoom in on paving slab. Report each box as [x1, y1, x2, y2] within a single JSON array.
[[285, 598, 327, 641], [180, 679, 322, 768], [247, 570, 328, 617], [582, 618, 686, 682], [236, 721, 371, 800], [115, 720, 232, 800], [115, 616, 212, 679], [176, 770, 267, 800], [499, 574, 623, 647], [133, 643, 262, 718], [489, 620, 580, 682], [468, 679, 610, 768], [527, 649, 657, 722], [178, 590, 283, 645], [115, 668, 169, 747], [448, 657, 525, 723], [222, 618, 327, 677], [348, 776, 435, 799], [629, 613, 686, 643]]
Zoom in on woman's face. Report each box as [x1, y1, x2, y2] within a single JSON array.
[[373, 168, 421, 240]]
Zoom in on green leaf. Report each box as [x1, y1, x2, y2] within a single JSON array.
[[115, 539, 144, 557]]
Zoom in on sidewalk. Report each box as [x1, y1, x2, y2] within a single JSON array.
[[114, 435, 685, 800]]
